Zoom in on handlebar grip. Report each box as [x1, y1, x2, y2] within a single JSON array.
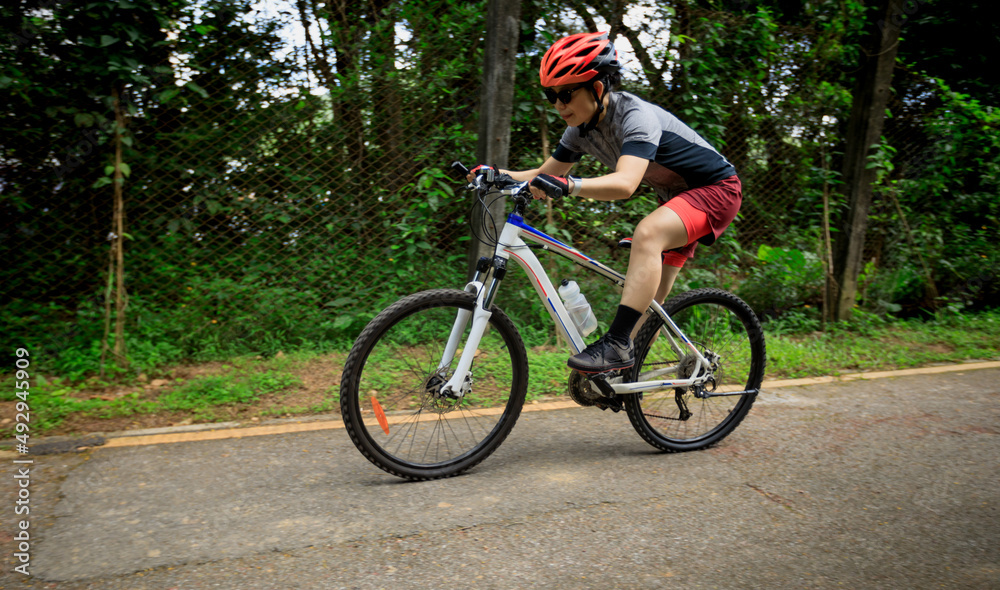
[[450, 161, 470, 181], [529, 175, 565, 199]]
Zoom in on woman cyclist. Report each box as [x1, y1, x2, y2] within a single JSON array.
[[471, 31, 742, 375]]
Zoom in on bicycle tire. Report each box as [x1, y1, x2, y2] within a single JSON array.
[[624, 288, 766, 452], [340, 289, 528, 480]]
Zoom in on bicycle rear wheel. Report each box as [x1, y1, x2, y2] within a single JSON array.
[[340, 289, 528, 480], [624, 288, 766, 452]]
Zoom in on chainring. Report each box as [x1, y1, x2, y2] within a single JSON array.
[[567, 369, 624, 411], [568, 369, 603, 407]]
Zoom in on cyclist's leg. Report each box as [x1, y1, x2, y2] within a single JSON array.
[[568, 208, 688, 373], [631, 263, 682, 340], [628, 198, 711, 340], [655, 259, 683, 301], [620, 206, 688, 313], [569, 199, 712, 372]]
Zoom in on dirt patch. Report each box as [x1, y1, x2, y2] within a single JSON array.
[[23, 354, 349, 439]]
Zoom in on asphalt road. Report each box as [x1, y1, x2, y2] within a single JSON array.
[[2, 367, 998, 589]]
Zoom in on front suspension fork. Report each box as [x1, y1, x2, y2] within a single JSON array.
[[438, 257, 506, 398]]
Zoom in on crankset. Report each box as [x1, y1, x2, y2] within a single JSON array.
[[568, 370, 623, 412]]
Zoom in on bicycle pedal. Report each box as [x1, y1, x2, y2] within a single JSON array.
[[588, 373, 617, 397], [596, 397, 623, 413], [587, 374, 623, 412], [594, 395, 623, 413]]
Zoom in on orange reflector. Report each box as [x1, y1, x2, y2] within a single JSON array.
[[371, 396, 390, 435]]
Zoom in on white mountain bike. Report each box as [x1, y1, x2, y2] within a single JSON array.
[[340, 163, 766, 480]]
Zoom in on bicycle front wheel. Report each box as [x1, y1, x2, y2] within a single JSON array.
[[340, 289, 528, 480], [624, 288, 766, 452]]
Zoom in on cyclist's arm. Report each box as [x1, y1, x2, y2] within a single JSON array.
[[526, 155, 648, 201], [571, 155, 647, 201], [501, 157, 574, 182]]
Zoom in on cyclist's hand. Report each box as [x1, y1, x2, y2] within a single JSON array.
[[530, 174, 570, 200], [467, 164, 499, 183]]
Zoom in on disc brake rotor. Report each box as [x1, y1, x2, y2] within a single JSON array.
[[677, 353, 700, 380]]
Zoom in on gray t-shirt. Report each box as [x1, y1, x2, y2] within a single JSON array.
[[553, 92, 737, 200]]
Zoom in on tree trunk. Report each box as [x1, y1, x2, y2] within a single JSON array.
[[301, 0, 394, 186], [671, 0, 693, 105], [831, 0, 903, 321], [373, 8, 406, 193], [468, 0, 521, 276], [101, 86, 129, 375]]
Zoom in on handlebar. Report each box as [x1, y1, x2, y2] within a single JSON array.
[[451, 161, 566, 201], [449, 161, 470, 180], [451, 160, 524, 195], [529, 175, 565, 199]]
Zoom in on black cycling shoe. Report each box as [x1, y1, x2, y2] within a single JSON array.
[[567, 334, 634, 374]]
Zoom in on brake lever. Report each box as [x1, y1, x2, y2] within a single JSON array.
[[450, 161, 470, 180], [466, 173, 522, 194], [499, 181, 530, 196]]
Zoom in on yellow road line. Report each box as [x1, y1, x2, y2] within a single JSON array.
[[101, 420, 345, 448], [94, 360, 999, 450], [761, 360, 1000, 389]]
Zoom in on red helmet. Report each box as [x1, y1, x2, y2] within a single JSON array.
[[539, 31, 620, 88]]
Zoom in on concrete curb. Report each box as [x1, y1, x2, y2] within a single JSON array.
[[4, 360, 998, 456]]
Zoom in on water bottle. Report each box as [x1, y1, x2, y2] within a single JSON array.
[[558, 279, 598, 337]]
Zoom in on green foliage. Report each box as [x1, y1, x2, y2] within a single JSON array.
[[2, 0, 997, 386], [894, 0, 1000, 105], [525, 346, 580, 401], [150, 371, 300, 412], [0, 377, 105, 434], [866, 77, 1000, 313], [762, 307, 822, 336], [737, 244, 823, 315], [765, 308, 1000, 378], [0, 359, 302, 436]]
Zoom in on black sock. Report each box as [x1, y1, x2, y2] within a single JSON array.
[[606, 305, 642, 345]]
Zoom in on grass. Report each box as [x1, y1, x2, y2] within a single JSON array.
[[763, 309, 1000, 379], [1, 354, 308, 437], [93, 371, 302, 420], [2, 310, 998, 439], [526, 347, 579, 401]]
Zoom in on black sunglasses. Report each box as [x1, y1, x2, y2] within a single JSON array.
[[544, 85, 587, 105]]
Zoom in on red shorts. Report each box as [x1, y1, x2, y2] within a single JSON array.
[[659, 175, 742, 268]]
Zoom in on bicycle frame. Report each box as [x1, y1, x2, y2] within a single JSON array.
[[437, 198, 718, 399]]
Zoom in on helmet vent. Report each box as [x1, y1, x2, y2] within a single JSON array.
[[539, 31, 620, 88], [554, 65, 575, 79]]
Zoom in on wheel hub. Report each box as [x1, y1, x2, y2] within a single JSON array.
[[423, 371, 472, 412], [677, 353, 700, 380], [678, 350, 722, 399], [424, 373, 447, 397]]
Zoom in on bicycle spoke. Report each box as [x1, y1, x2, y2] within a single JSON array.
[[341, 290, 527, 478], [625, 289, 765, 452]]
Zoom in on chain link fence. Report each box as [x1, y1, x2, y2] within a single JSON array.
[[2, 3, 975, 372]]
